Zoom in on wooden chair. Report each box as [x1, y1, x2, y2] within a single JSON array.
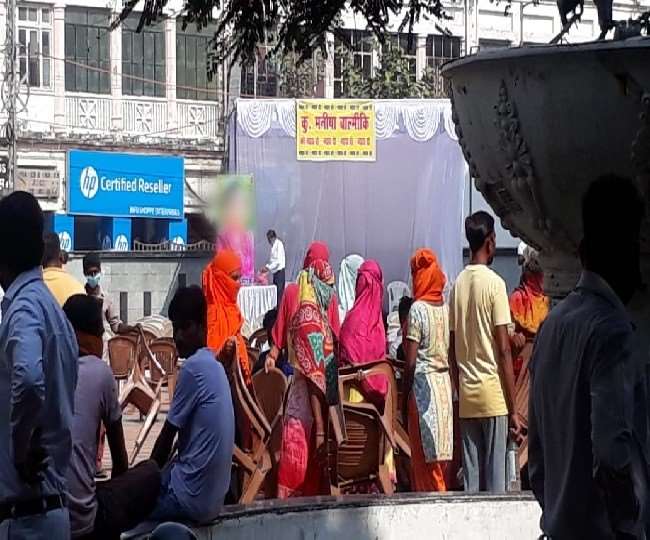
[[108, 336, 137, 392], [149, 339, 179, 403], [119, 329, 166, 465], [249, 328, 269, 351], [231, 358, 285, 503]]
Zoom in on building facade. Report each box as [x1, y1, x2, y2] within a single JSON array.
[[0, 0, 226, 251], [0, 0, 647, 254]]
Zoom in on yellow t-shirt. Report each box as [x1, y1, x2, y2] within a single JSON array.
[[449, 264, 511, 418], [43, 267, 85, 307]]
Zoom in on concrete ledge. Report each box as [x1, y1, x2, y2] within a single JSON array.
[[125, 493, 542, 540]]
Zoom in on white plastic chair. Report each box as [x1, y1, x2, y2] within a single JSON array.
[[387, 281, 411, 313]]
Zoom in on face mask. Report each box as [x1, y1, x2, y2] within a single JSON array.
[[86, 273, 101, 288]]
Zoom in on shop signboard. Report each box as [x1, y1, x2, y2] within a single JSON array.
[[68, 150, 184, 219]]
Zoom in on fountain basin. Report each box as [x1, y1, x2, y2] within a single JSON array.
[[443, 39, 650, 297], [128, 493, 541, 539]]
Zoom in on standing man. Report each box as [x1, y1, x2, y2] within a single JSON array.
[[529, 175, 648, 539], [0, 192, 79, 539], [149, 286, 235, 524], [264, 230, 286, 303], [42, 232, 85, 307], [449, 210, 521, 493], [82, 252, 137, 338]]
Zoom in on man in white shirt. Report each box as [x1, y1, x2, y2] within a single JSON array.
[[264, 230, 286, 303], [529, 174, 648, 539]]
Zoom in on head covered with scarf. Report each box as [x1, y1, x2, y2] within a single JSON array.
[[202, 249, 251, 384], [339, 260, 388, 406], [338, 254, 365, 317], [272, 241, 341, 350], [411, 248, 446, 303], [289, 256, 338, 404], [510, 246, 549, 335]]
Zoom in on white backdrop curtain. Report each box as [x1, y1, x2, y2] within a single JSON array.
[[230, 99, 467, 290]]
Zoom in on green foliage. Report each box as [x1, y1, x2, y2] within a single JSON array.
[[275, 51, 326, 98], [337, 41, 438, 99], [115, 0, 447, 72]]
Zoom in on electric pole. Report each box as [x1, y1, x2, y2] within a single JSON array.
[[1, 0, 29, 197]]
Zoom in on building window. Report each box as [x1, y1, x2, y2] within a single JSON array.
[[240, 43, 278, 97], [122, 15, 165, 97], [64, 8, 111, 94], [385, 33, 417, 82], [176, 23, 218, 101], [425, 34, 462, 97], [333, 30, 373, 98], [17, 5, 52, 88]]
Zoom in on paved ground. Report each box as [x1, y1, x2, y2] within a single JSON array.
[[100, 390, 171, 473]]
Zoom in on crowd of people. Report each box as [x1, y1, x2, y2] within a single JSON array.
[[0, 172, 646, 539]]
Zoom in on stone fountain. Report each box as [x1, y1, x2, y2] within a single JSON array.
[[443, 39, 650, 301]]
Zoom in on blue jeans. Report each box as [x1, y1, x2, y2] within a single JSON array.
[[149, 464, 187, 523], [0, 508, 69, 540]]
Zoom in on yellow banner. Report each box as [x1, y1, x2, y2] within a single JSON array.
[[296, 99, 376, 161]]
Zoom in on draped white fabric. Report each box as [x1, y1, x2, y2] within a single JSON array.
[[238, 285, 278, 335], [231, 98, 467, 289], [236, 98, 457, 142]]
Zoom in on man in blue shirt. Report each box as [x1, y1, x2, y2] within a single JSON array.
[[149, 285, 235, 524], [0, 192, 78, 539]]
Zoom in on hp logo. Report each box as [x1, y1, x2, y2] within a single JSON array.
[[114, 234, 129, 251], [80, 166, 99, 199], [58, 231, 72, 251]]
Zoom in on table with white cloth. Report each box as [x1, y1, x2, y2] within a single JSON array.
[[237, 285, 278, 337]]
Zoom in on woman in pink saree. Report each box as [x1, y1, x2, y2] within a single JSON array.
[[339, 260, 388, 408]]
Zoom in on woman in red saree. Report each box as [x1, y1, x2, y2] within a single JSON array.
[[339, 260, 387, 407], [509, 247, 549, 476], [202, 249, 252, 386], [277, 258, 341, 498], [266, 242, 341, 370]]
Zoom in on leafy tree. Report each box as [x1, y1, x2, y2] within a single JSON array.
[[116, 0, 447, 70], [337, 41, 440, 99]]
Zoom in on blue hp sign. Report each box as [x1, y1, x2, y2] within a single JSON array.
[[68, 150, 184, 219]]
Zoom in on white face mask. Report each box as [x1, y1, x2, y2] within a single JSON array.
[[86, 273, 101, 288]]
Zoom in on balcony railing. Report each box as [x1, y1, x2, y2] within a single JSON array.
[[63, 94, 221, 139]]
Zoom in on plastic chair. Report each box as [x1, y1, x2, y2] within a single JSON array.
[[108, 336, 137, 392], [149, 339, 179, 403], [231, 356, 287, 503], [252, 368, 289, 497], [249, 328, 269, 351], [387, 281, 411, 313], [119, 329, 166, 465]]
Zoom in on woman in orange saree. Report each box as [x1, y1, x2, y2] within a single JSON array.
[[403, 248, 453, 492], [277, 259, 342, 498], [202, 249, 252, 386], [509, 247, 549, 477]]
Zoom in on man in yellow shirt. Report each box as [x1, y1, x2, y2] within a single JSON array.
[[43, 232, 85, 307], [449, 211, 522, 493]]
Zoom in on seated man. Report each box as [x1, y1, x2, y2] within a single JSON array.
[[150, 285, 235, 524], [62, 294, 161, 540], [260, 308, 293, 376]]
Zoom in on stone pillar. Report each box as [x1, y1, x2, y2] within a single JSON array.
[[324, 32, 335, 98], [110, 2, 123, 132], [416, 34, 427, 80], [465, 0, 480, 53], [165, 17, 177, 130], [53, 3, 66, 130], [513, 2, 524, 46]]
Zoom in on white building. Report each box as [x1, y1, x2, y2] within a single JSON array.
[[0, 0, 646, 252]]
